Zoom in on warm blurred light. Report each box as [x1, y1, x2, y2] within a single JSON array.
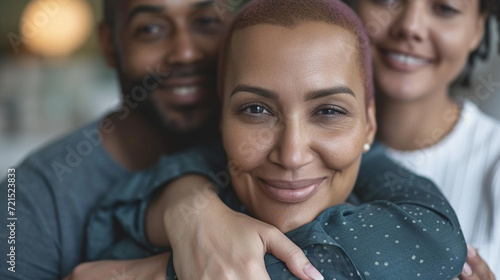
[[20, 0, 93, 58]]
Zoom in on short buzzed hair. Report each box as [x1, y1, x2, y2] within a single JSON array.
[[218, 0, 373, 106]]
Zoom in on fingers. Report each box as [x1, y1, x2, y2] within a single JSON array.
[[459, 244, 496, 280], [263, 228, 324, 280]]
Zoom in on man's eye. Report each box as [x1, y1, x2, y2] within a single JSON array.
[[197, 17, 221, 26], [134, 23, 170, 40], [372, 0, 401, 6], [139, 24, 161, 34], [194, 17, 223, 32]]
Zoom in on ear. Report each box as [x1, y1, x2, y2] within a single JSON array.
[[98, 21, 118, 68], [365, 99, 377, 147], [468, 13, 488, 51]]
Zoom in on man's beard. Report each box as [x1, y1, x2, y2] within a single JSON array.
[[116, 65, 220, 138], [136, 95, 220, 137]]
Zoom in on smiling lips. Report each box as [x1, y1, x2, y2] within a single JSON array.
[[259, 178, 326, 203], [158, 76, 213, 106], [379, 48, 432, 71]]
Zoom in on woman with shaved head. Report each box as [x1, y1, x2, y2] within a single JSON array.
[[172, 0, 465, 277]]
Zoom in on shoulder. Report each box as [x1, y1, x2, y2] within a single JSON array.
[[461, 100, 500, 143], [24, 120, 100, 162], [14, 119, 109, 184], [461, 100, 500, 171]]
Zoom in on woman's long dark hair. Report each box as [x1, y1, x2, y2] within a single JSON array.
[[461, 0, 500, 86]]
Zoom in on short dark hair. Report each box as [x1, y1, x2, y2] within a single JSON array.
[[219, 0, 374, 106]]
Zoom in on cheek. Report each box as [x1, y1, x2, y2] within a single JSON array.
[[221, 118, 275, 173], [315, 121, 365, 170], [194, 35, 222, 56], [434, 31, 470, 71], [357, 6, 389, 43], [120, 42, 166, 78]]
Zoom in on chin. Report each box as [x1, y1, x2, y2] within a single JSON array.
[[262, 212, 307, 233], [161, 117, 210, 135], [161, 107, 219, 134], [376, 81, 428, 103], [254, 201, 327, 234]]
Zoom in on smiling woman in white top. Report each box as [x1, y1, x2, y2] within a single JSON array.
[[352, 0, 500, 278]]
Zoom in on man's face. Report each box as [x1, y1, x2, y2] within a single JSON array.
[[103, 0, 230, 134]]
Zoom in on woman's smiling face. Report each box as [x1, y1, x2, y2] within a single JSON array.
[[356, 0, 486, 101], [220, 22, 376, 233]]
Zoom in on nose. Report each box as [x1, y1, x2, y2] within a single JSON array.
[[167, 29, 203, 65], [389, 2, 427, 42], [268, 121, 314, 171]]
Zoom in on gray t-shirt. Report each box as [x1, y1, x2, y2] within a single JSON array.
[[0, 119, 223, 279], [1, 120, 128, 279]]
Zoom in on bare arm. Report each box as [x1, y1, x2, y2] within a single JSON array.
[[63, 253, 170, 280], [145, 175, 324, 280]]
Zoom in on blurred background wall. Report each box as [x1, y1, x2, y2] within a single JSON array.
[[453, 19, 500, 121], [0, 0, 120, 178], [0, 1, 499, 179]]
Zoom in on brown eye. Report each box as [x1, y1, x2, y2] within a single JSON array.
[[314, 106, 348, 116], [317, 109, 339, 115], [139, 25, 159, 34], [433, 4, 460, 17], [243, 105, 270, 114], [193, 16, 223, 34], [134, 23, 169, 40], [195, 17, 221, 27], [372, 0, 401, 7]]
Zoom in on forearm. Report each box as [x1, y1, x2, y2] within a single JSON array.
[[64, 252, 170, 280], [145, 175, 220, 247], [145, 175, 323, 280]]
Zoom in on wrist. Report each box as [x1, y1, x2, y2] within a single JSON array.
[[163, 176, 221, 247]]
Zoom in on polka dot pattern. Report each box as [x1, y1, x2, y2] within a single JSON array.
[[167, 145, 467, 279]]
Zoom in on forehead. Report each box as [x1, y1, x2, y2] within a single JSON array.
[[356, 0, 479, 12], [115, 0, 218, 19], [227, 22, 365, 98]]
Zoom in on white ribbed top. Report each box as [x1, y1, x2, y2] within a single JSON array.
[[386, 99, 500, 275]]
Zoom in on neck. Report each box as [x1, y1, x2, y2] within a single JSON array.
[[376, 89, 460, 151], [102, 108, 219, 171]]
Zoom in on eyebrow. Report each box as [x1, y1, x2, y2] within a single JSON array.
[[127, 1, 214, 22], [231, 85, 356, 101], [230, 85, 279, 100], [193, 0, 215, 8], [305, 86, 355, 101], [127, 5, 165, 23]]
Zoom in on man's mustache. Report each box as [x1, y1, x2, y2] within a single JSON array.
[[122, 63, 217, 95], [166, 64, 216, 80]]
